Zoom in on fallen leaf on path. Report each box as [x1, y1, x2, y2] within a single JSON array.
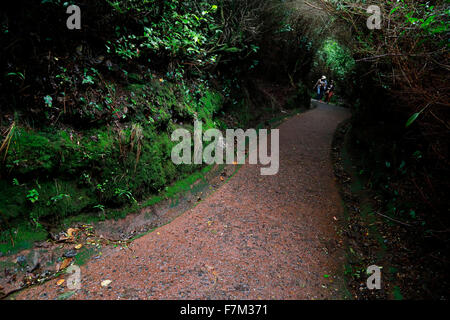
[[67, 228, 79, 238], [59, 258, 73, 271], [56, 279, 65, 286]]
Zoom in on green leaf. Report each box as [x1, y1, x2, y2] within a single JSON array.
[[224, 47, 241, 53], [421, 15, 435, 29], [405, 112, 421, 127], [6, 72, 25, 80], [390, 7, 399, 15]]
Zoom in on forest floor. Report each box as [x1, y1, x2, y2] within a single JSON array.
[[12, 102, 351, 300]]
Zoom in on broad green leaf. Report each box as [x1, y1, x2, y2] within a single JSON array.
[[405, 112, 421, 127]]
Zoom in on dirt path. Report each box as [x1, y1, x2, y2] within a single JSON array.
[[16, 102, 350, 300]]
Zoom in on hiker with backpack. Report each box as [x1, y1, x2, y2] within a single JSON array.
[[313, 76, 327, 101]]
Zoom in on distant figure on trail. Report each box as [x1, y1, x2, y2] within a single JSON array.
[[325, 80, 335, 104], [313, 76, 327, 101]]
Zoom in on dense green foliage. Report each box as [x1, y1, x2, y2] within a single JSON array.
[[315, 39, 355, 81], [1, 0, 266, 121], [0, 0, 316, 251], [0, 78, 223, 248], [314, 0, 449, 216], [1, 0, 448, 299], [314, 0, 449, 298]]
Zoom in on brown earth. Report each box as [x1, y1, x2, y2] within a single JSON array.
[[14, 102, 351, 300]]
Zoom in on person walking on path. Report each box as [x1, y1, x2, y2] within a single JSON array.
[[314, 76, 327, 101], [325, 80, 335, 103]]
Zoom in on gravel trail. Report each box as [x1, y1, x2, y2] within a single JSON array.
[[16, 102, 350, 300]]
